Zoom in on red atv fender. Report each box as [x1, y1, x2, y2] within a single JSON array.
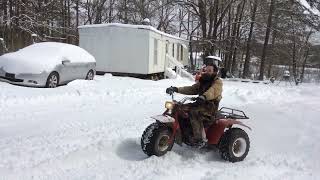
[[151, 114, 179, 144], [206, 119, 251, 145]]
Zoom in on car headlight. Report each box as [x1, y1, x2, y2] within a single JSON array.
[[165, 101, 174, 110]]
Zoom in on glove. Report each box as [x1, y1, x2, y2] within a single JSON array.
[[166, 86, 178, 95], [196, 95, 206, 103]]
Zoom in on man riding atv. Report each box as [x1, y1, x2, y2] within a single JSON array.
[[166, 64, 223, 147]]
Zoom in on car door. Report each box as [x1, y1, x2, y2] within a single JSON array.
[[60, 58, 79, 83], [67, 54, 89, 80], [72, 61, 87, 79]]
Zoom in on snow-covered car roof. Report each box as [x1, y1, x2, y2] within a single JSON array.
[[0, 42, 95, 74]]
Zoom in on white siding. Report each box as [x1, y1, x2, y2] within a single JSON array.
[[79, 24, 189, 75], [79, 26, 150, 74], [148, 32, 165, 74], [153, 38, 158, 65]]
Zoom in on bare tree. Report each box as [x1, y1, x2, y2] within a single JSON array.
[[258, 0, 275, 80], [242, 0, 258, 78]]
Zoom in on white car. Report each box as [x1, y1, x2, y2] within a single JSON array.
[[0, 42, 96, 88]]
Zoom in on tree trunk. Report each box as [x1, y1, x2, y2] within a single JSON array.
[[109, 0, 114, 23], [198, 0, 207, 39], [212, 0, 234, 50], [189, 36, 194, 70], [124, 0, 128, 24], [2, 0, 8, 36], [87, 0, 92, 24], [242, 0, 258, 79], [230, 0, 245, 74], [76, 0, 79, 27], [300, 31, 313, 83], [210, 0, 219, 54], [259, 0, 275, 80], [300, 46, 310, 83], [224, 5, 232, 71], [187, 11, 194, 70], [67, 0, 71, 43], [292, 35, 297, 82], [9, 0, 14, 50], [231, 0, 246, 76], [267, 31, 277, 78], [179, 8, 182, 37]]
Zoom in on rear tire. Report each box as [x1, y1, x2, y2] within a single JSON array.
[[218, 128, 250, 162], [86, 69, 94, 80], [46, 72, 59, 88], [141, 122, 174, 156]]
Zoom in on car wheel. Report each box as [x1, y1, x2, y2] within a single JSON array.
[[46, 72, 59, 88], [86, 70, 94, 80]]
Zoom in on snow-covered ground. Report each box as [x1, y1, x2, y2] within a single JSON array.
[[0, 75, 319, 180]]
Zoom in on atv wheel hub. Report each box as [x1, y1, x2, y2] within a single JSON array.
[[232, 137, 247, 157], [158, 135, 170, 152]]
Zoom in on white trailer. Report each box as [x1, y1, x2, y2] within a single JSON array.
[[78, 23, 189, 79]]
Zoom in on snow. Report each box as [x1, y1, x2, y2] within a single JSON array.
[[142, 18, 151, 24], [78, 23, 188, 42], [0, 75, 320, 179], [0, 42, 95, 74], [310, 31, 320, 45], [297, 0, 320, 16], [165, 67, 178, 79], [206, 55, 222, 61]]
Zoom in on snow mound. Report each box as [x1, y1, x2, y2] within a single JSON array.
[[165, 68, 179, 79]]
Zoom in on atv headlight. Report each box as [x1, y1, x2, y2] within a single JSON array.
[[165, 101, 174, 110]]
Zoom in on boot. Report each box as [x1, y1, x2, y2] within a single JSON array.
[[190, 137, 207, 148]]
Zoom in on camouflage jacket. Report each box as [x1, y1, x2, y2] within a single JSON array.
[[178, 76, 223, 116], [177, 76, 223, 102]]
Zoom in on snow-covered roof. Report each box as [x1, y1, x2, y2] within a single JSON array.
[[181, 44, 188, 49], [206, 55, 222, 61], [78, 23, 188, 42], [0, 42, 95, 74]]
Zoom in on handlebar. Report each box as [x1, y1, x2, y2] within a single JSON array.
[[178, 97, 196, 104], [170, 92, 196, 104]]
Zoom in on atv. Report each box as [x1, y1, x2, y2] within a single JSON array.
[[141, 93, 251, 162]]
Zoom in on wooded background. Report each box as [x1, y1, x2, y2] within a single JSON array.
[[0, 0, 319, 81]]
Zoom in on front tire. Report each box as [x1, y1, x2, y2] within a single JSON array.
[[219, 128, 250, 162], [86, 69, 94, 80], [46, 72, 59, 88], [141, 122, 174, 157]]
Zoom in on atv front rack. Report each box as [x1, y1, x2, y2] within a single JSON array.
[[216, 107, 249, 120]]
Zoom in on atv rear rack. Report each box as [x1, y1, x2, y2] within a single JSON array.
[[216, 107, 249, 120]]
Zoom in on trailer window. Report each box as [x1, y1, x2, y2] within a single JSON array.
[[180, 45, 183, 61], [177, 45, 180, 61], [154, 39, 158, 65], [172, 43, 175, 57], [165, 41, 169, 54]]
